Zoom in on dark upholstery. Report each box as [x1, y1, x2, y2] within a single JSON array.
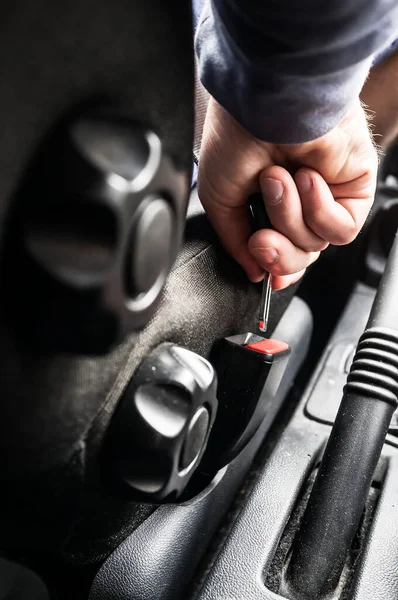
[[0, 0, 297, 570], [0, 0, 193, 559]]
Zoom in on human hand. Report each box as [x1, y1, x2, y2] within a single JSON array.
[[197, 97, 378, 289]]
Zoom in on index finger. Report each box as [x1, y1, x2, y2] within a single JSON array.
[[198, 191, 264, 282]]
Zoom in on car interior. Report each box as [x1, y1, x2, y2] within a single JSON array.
[[1, 2, 398, 599]]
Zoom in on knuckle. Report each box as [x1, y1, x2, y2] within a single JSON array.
[[361, 166, 377, 192], [330, 228, 357, 245], [305, 209, 359, 246], [299, 238, 329, 252], [304, 207, 327, 235]]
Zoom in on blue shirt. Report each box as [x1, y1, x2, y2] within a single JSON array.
[[194, 0, 398, 144]]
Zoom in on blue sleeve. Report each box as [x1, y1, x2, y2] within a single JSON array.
[[195, 0, 398, 143]]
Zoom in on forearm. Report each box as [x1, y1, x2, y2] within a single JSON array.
[[195, 0, 398, 143], [361, 47, 398, 149]]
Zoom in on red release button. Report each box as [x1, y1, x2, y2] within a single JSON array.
[[245, 338, 289, 355]]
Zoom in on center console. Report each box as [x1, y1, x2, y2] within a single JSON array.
[[194, 184, 398, 600]]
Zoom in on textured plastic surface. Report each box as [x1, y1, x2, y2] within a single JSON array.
[[305, 339, 398, 443], [89, 296, 313, 600], [286, 232, 398, 598], [367, 231, 398, 331], [285, 383, 396, 599], [352, 456, 398, 600], [364, 196, 398, 287], [305, 341, 357, 423], [194, 283, 398, 600]]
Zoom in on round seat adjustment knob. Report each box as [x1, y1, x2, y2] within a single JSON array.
[[126, 197, 174, 297], [104, 343, 218, 502]]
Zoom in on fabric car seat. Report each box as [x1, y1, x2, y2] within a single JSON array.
[[0, 1, 299, 597]]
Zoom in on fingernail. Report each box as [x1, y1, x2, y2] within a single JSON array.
[[251, 246, 278, 266], [295, 171, 312, 192], [260, 178, 284, 205]]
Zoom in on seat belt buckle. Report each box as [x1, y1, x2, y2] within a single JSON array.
[[200, 333, 290, 473]]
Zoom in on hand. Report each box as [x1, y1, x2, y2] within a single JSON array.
[[197, 97, 378, 290]]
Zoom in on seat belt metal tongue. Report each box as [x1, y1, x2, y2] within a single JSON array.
[[259, 271, 272, 333], [249, 193, 273, 333]]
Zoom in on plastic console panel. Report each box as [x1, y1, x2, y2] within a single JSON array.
[[195, 282, 398, 600], [90, 295, 313, 600]]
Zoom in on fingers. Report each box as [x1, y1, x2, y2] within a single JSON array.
[[197, 98, 271, 282], [259, 166, 328, 253], [200, 197, 264, 282], [248, 228, 320, 277], [260, 164, 375, 250], [295, 167, 375, 245], [197, 97, 376, 286], [199, 162, 324, 282], [272, 270, 307, 291], [201, 160, 373, 284]]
